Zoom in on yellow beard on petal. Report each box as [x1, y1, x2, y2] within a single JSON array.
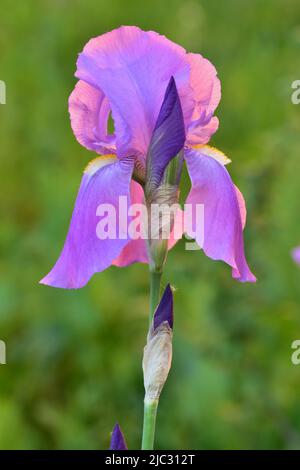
[[84, 154, 118, 176], [192, 144, 231, 166]]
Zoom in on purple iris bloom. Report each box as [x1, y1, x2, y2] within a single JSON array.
[[40, 26, 256, 288], [109, 423, 127, 450], [292, 246, 300, 265]]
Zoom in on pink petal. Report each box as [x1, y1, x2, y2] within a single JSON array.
[[186, 116, 219, 146], [168, 206, 184, 250], [186, 53, 221, 145], [292, 246, 300, 265], [40, 157, 134, 289], [69, 80, 116, 154], [235, 185, 247, 229], [113, 182, 184, 268], [187, 53, 221, 118], [184, 148, 256, 282], [113, 181, 148, 267], [75, 26, 192, 158]]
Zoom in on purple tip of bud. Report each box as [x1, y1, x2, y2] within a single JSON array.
[[154, 76, 180, 130], [109, 423, 127, 450], [146, 76, 186, 191], [153, 284, 173, 331]]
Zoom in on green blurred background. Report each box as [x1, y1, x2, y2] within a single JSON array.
[[1, 0, 300, 450]]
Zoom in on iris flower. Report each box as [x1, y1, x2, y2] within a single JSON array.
[[292, 246, 300, 265], [41, 26, 255, 288]]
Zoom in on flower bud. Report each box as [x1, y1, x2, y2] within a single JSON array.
[[109, 423, 127, 450], [143, 285, 174, 402], [144, 77, 185, 196], [142, 77, 185, 273]]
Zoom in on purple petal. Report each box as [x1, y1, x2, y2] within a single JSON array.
[[146, 77, 185, 191], [186, 53, 221, 146], [69, 80, 116, 154], [113, 209, 185, 267], [40, 157, 134, 289], [109, 423, 127, 450], [113, 237, 149, 267], [292, 246, 300, 265], [75, 26, 191, 158], [112, 181, 149, 266], [113, 187, 185, 267], [187, 53, 221, 118], [186, 115, 219, 147], [153, 284, 173, 330], [184, 148, 256, 282]]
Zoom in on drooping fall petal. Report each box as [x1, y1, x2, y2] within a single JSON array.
[[235, 184, 247, 229], [109, 423, 127, 450], [191, 144, 231, 165], [190, 146, 246, 229], [184, 147, 256, 282], [40, 156, 134, 288]]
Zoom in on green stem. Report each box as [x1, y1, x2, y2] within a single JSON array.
[[141, 399, 159, 450], [141, 151, 180, 450], [149, 270, 162, 324]]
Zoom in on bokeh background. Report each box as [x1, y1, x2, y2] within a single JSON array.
[[1, 0, 300, 450]]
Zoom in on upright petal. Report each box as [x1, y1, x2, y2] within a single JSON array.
[[187, 53, 221, 119], [76, 26, 192, 158], [184, 148, 256, 282], [69, 80, 116, 154], [186, 115, 219, 146], [146, 77, 186, 192], [40, 156, 134, 289], [186, 53, 221, 146], [109, 423, 127, 450]]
